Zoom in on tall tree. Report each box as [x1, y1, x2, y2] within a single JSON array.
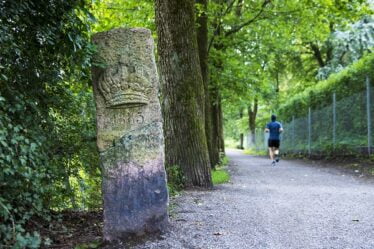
[[217, 0, 371, 147], [209, 0, 272, 156], [196, 0, 217, 168], [155, 0, 212, 187]]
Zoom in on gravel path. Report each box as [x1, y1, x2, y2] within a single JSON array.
[[132, 149, 374, 249]]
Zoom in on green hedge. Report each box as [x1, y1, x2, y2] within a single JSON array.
[[279, 53, 374, 121]]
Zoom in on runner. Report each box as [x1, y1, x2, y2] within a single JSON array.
[[265, 114, 283, 166]]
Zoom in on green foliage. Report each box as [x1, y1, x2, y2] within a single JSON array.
[[211, 154, 230, 185], [212, 169, 230, 185], [318, 16, 374, 79], [224, 138, 240, 149], [47, 85, 101, 211], [223, 107, 245, 141], [74, 240, 102, 249], [279, 53, 374, 121], [216, 0, 372, 145], [166, 165, 185, 195], [91, 0, 155, 33], [0, 0, 97, 247], [244, 148, 268, 156], [219, 155, 229, 167]]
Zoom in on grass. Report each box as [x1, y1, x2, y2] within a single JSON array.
[[167, 183, 183, 197], [220, 155, 229, 166], [244, 148, 267, 156], [75, 241, 101, 249], [212, 155, 231, 185], [212, 169, 230, 184], [167, 155, 231, 191]]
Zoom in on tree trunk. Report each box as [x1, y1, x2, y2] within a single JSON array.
[[207, 7, 222, 168], [155, 0, 212, 188], [211, 42, 225, 158], [196, 0, 215, 169], [210, 87, 221, 167], [309, 43, 325, 67], [239, 108, 244, 149], [235, 0, 244, 16], [239, 133, 244, 149], [218, 92, 225, 154], [210, 74, 225, 159], [248, 98, 258, 146]]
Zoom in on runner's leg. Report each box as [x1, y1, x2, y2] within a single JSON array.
[[274, 148, 279, 162], [274, 140, 280, 162], [268, 147, 274, 160], [270, 147, 277, 166]]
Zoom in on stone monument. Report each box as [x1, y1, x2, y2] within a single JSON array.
[[91, 28, 168, 241]]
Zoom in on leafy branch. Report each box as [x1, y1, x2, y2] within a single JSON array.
[[224, 0, 271, 37], [208, 0, 271, 53]]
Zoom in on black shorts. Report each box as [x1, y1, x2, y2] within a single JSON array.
[[268, 139, 280, 148]]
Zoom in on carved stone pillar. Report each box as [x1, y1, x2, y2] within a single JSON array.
[[92, 28, 168, 241]]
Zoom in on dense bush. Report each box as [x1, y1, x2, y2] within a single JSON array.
[[279, 53, 374, 121], [0, 1, 99, 247]]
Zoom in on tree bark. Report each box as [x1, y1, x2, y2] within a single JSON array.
[[210, 73, 225, 158], [218, 93, 225, 154], [248, 98, 258, 146], [239, 108, 244, 149], [155, 0, 212, 188], [210, 87, 221, 167], [196, 0, 215, 169], [309, 43, 325, 67], [235, 0, 244, 16], [210, 5, 226, 160]]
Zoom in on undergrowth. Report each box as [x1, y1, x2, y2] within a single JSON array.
[[212, 169, 230, 185], [244, 148, 267, 156], [212, 155, 230, 185]]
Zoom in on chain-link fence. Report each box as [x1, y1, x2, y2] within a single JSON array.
[[246, 128, 267, 152], [246, 77, 374, 156]]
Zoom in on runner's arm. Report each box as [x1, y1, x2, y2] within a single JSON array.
[[265, 123, 270, 132]]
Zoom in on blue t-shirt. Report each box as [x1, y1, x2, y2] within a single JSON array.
[[266, 121, 283, 140]]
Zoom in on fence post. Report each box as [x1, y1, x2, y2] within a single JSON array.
[[255, 128, 258, 152], [252, 129, 254, 151], [308, 107, 311, 156], [264, 128, 267, 151], [333, 92, 336, 150], [366, 76, 371, 156], [246, 132, 249, 150], [292, 116, 295, 153]]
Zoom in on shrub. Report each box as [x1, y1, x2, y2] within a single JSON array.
[[279, 53, 374, 121]]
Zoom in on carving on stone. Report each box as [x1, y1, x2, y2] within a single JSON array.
[[98, 59, 150, 109], [92, 28, 168, 241]]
